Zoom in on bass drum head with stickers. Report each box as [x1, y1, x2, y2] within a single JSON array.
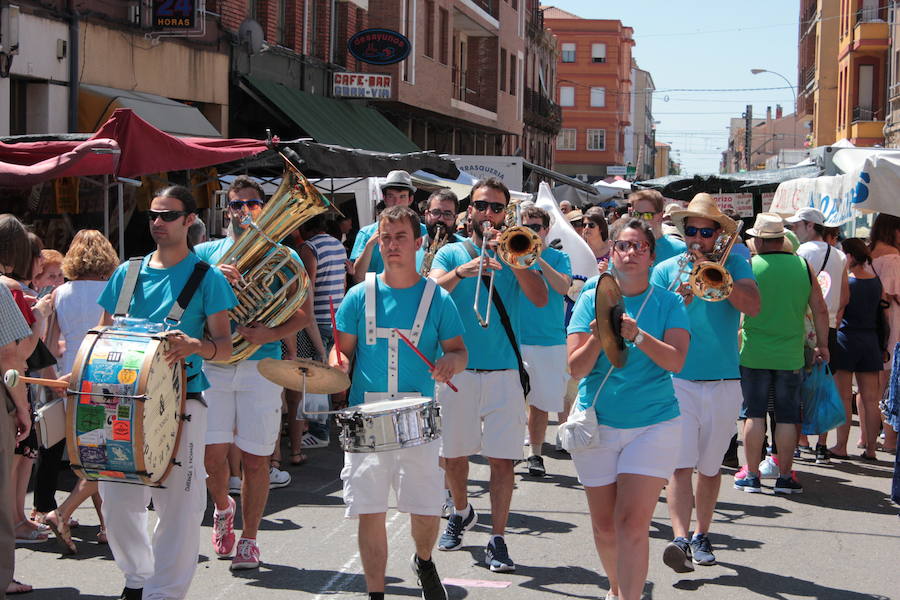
[[66, 327, 185, 487]]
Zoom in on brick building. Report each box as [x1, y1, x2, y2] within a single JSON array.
[[543, 6, 634, 180], [797, 0, 839, 148]]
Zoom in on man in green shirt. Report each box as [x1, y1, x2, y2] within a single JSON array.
[[735, 213, 829, 495]]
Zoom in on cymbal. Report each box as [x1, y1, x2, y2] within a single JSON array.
[[257, 358, 350, 394], [593, 273, 628, 368]]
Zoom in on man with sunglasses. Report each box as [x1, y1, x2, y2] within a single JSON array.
[[429, 178, 548, 573], [351, 170, 427, 282], [519, 205, 572, 477], [650, 193, 760, 573], [194, 175, 314, 571], [628, 190, 687, 267]]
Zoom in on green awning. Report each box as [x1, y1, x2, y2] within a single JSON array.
[[243, 76, 419, 154]]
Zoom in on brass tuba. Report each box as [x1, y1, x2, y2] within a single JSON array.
[[215, 154, 333, 362], [497, 198, 543, 269], [688, 221, 742, 302]]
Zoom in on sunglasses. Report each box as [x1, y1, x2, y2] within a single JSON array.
[[229, 199, 264, 211], [524, 223, 544, 233], [427, 208, 456, 219], [571, 221, 584, 229], [613, 240, 650, 254], [584, 222, 599, 230], [684, 225, 719, 239], [147, 210, 188, 222], [631, 210, 658, 221], [472, 200, 506, 214]]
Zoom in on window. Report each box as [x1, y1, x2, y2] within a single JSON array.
[[275, 0, 286, 45], [509, 54, 516, 96], [402, 0, 416, 82], [586, 129, 606, 151], [559, 86, 575, 106], [590, 87, 605, 107], [561, 43, 576, 63], [439, 8, 449, 64], [500, 48, 507, 92], [591, 43, 606, 63], [557, 128, 576, 150], [425, 0, 435, 58]]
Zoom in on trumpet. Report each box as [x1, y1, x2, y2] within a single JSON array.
[[681, 222, 742, 302]]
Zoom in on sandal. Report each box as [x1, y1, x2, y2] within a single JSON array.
[[43, 511, 76, 555], [6, 579, 32, 595], [14, 521, 49, 544], [290, 451, 307, 466], [97, 526, 108, 544]]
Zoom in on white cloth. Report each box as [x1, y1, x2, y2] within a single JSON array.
[[797, 241, 846, 328], [99, 398, 207, 600], [54, 279, 107, 374], [438, 369, 526, 460], [673, 379, 743, 476], [204, 361, 283, 456], [522, 344, 568, 413], [341, 440, 443, 517]]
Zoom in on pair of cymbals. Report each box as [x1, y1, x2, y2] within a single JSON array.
[[593, 273, 628, 368], [257, 358, 350, 394]]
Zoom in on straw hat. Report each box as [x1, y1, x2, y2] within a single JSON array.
[[670, 193, 736, 236], [380, 170, 416, 193], [746, 212, 787, 239], [566, 209, 584, 223]]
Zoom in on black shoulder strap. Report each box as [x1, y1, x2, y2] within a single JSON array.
[[166, 261, 211, 326], [113, 257, 144, 318], [464, 241, 531, 397], [819, 244, 832, 274]]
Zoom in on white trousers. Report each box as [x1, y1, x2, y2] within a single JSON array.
[[99, 398, 207, 600]]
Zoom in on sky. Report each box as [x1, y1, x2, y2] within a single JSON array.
[[548, 1, 801, 176]]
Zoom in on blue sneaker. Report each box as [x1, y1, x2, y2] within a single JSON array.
[[485, 536, 515, 572], [438, 505, 477, 551], [733, 473, 762, 493], [689, 533, 716, 565], [773, 474, 803, 494], [662, 537, 694, 573]]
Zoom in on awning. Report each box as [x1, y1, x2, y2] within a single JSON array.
[[79, 84, 221, 138], [241, 77, 419, 154]]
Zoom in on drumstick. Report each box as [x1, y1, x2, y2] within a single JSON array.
[[392, 329, 459, 392], [329, 296, 342, 366], [3, 369, 68, 389]]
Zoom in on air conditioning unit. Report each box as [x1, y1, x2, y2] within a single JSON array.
[[0, 4, 21, 55]]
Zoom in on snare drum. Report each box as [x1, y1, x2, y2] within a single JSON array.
[[337, 396, 440, 453], [66, 326, 185, 486]]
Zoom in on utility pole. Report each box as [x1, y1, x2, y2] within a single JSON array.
[[744, 104, 753, 171]]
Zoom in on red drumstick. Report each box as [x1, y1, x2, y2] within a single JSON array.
[[392, 328, 459, 392], [330, 296, 342, 366]]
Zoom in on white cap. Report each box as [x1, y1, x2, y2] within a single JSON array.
[[785, 206, 825, 225]]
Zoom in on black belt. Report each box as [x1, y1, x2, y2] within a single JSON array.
[[467, 368, 507, 373], [686, 378, 741, 382]]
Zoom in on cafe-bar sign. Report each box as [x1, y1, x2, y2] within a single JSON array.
[[333, 73, 392, 99], [153, 0, 196, 29], [348, 28, 411, 65]]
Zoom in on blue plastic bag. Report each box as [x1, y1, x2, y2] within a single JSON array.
[[801, 363, 846, 435]]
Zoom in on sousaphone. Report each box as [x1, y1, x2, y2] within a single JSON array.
[[593, 273, 628, 368]]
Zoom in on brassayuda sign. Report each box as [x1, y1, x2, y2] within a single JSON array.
[[348, 28, 411, 66]]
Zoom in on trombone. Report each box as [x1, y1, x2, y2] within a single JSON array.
[[473, 220, 496, 328]]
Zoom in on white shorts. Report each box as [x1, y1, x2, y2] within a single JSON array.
[[341, 441, 443, 517], [572, 416, 683, 487], [673, 378, 743, 476], [438, 369, 526, 460], [204, 361, 283, 456], [564, 377, 579, 405], [523, 344, 568, 413]]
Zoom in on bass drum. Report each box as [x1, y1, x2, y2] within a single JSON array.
[[66, 326, 185, 486]]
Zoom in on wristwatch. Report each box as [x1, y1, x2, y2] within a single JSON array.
[[633, 331, 646, 346]]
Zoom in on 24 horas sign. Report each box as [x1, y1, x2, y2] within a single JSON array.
[[348, 29, 411, 65], [152, 0, 196, 29]]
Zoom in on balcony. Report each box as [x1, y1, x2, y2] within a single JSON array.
[[852, 105, 882, 122], [850, 105, 885, 142], [451, 66, 497, 113], [523, 87, 562, 134]]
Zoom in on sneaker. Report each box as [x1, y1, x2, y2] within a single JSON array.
[[438, 505, 477, 551], [120, 587, 143, 600], [793, 447, 802, 459], [228, 476, 242, 496], [815, 445, 831, 465], [526, 455, 546, 477], [773, 474, 803, 494], [485, 537, 515, 572], [269, 466, 291, 489], [797, 444, 813, 454], [662, 537, 694, 573], [211, 496, 236, 557], [301, 432, 329, 449], [410, 554, 448, 600], [230, 537, 261, 570], [758, 456, 780, 479], [689, 533, 716, 566], [733, 464, 749, 480], [733, 473, 762, 493]]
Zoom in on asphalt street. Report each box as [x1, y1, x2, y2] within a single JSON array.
[[14, 419, 900, 599]]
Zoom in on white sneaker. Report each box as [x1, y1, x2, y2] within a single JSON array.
[[228, 476, 242, 495], [301, 432, 329, 449], [269, 467, 291, 489], [758, 456, 780, 480]]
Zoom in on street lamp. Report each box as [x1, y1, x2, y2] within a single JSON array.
[[751, 68, 800, 154]]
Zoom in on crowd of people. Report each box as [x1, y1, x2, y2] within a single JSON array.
[[0, 171, 898, 600]]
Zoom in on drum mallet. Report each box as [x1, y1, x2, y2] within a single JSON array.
[[392, 329, 459, 392], [4, 369, 69, 389]]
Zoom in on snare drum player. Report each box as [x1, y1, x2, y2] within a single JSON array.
[[94, 186, 236, 600], [194, 175, 313, 571], [429, 178, 548, 572], [330, 206, 467, 600], [650, 194, 760, 572]]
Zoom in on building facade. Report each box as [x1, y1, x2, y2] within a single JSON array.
[[630, 63, 654, 180], [544, 6, 634, 180], [797, 0, 840, 147], [721, 107, 807, 172], [884, 3, 900, 146]]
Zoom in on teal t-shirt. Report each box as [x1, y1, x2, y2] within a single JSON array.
[[351, 221, 428, 273], [650, 253, 755, 380], [432, 241, 536, 370], [194, 236, 304, 361], [97, 253, 238, 393], [655, 235, 687, 266], [567, 284, 690, 428], [336, 276, 465, 406], [520, 247, 572, 346]]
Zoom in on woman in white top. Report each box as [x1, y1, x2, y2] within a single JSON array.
[[40, 230, 120, 553]]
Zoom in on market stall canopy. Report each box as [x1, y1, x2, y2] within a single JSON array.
[[0, 109, 267, 185], [412, 169, 477, 200], [636, 163, 821, 200]]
